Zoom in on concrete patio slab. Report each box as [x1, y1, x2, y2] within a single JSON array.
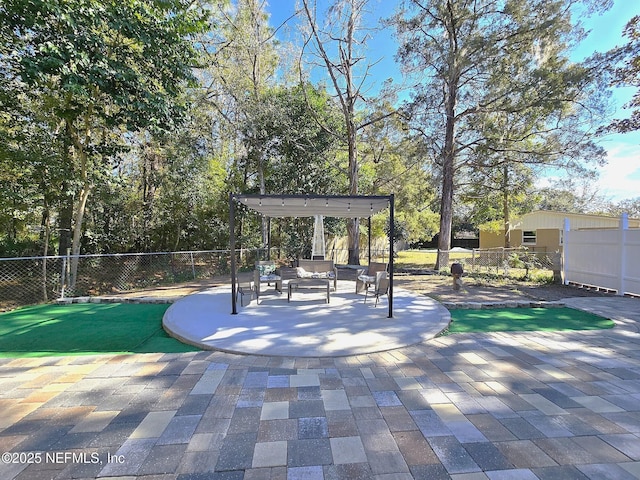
[[163, 281, 450, 357]]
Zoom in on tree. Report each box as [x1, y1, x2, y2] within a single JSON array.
[[359, 102, 440, 243], [392, 0, 610, 269], [600, 15, 640, 133], [198, 0, 281, 252], [0, 0, 206, 283], [300, 0, 391, 264]]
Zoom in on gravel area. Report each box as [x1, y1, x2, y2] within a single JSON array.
[[108, 270, 613, 304], [394, 273, 612, 303]]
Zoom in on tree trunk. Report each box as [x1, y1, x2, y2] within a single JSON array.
[[503, 164, 510, 248], [347, 115, 360, 265], [57, 195, 73, 256], [69, 183, 90, 289], [435, 79, 457, 270], [41, 199, 50, 302], [67, 115, 92, 290]]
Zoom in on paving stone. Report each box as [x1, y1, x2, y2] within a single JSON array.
[[15, 425, 72, 451], [289, 400, 325, 419], [130, 410, 176, 439], [484, 468, 539, 479], [366, 450, 410, 475], [323, 462, 373, 480], [393, 377, 422, 390], [321, 389, 350, 411], [260, 401, 289, 421], [392, 430, 439, 465], [98, 437, 156, 476], [572, 395, 625, 413], [252, 440, 288, 468], [257, 419, 299, 442], [298, 417, 329, 439], [265, 387, 298, 402], [297, 386, 322, 400], [176, 394, 213, 416], [396, 390, 432, 410], [519, 394, 568, 415], [326, 410, 359, 437], [600, 434, 640, 460], [380, 406, 418, 432], [495, 439, 558, 468], [463, 441, 513, 471], [330, 436, 367, 464], [427, 435, 480, 474], [571, 435, 632, 463], [287, 465, 324, 479], [290, 374, 320, 388], [372, 390, 402, 407], [190, 369, 226, 395], [138, 443, 187, 475], [531, 464, 591, 480], [446, 420, 488, 443], [349, 394, 377, 408], [267, 375, 290, 388], [288, 438, 332, 467], [227, 407, 261, 434], [238, 388, 266, 408], [68, 410, 119, 433], [157, 414, 201, 445], [410, 409, 451, 437], [577, 463, 639, 480], [620, 462, 640, 478], [499, 417, 546, 440], [244, 371, 269, 388], [409, 464, 450, 479], [215, 432, 257, 471]]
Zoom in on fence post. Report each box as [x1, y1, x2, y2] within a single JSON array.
[[472, 249, 475, 272], [618, 213, 629, 296], [190, 252, 196, 279], [562, 218, 570, 285], [60, 254, 67, 299]]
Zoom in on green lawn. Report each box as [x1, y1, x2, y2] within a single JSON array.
[[447, 307, 614, 334], [394, 250, 470, 269], [0, 303, 199, 357]]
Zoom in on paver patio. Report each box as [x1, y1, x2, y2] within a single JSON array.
[[0, 296, 639, 479]]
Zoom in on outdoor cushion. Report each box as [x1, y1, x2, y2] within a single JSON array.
[[257, 263, 276, 277], [296, 267, 335, 279]]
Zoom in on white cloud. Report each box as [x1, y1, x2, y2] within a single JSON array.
[[596, 143, 640, 201]]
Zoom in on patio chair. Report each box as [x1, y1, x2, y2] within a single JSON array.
[[356, 261, 388, 293], [254, 260, 282, 304], [364, 270, 389, 307], [235, 275, 255, 307]]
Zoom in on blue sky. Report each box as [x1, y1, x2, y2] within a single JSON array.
[[266, 0, 640, 202]]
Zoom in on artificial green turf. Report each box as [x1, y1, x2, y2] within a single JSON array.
[[447, 307, 614, 334], [0, 303, 200, 357]]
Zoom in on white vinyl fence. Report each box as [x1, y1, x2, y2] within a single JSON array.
[[563, 214, 640, 296]]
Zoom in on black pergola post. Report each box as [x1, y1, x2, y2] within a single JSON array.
[[388, 193, 394, 319], [368, 217, 372, 266], [230, 193, 237, 315]]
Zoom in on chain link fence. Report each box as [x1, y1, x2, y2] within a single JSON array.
[[0, 247, 391, 311], [0, 250, 245, 311], [0, 256, 66, 311], [448, 248, 561, 279]]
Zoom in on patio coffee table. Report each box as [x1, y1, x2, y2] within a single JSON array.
[[288, 278, 331, 303]]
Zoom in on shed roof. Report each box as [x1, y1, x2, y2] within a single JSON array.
[[518, 210, 640, 230]]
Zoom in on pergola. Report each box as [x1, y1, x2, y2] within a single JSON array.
[[229, 193, 395, 317]]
